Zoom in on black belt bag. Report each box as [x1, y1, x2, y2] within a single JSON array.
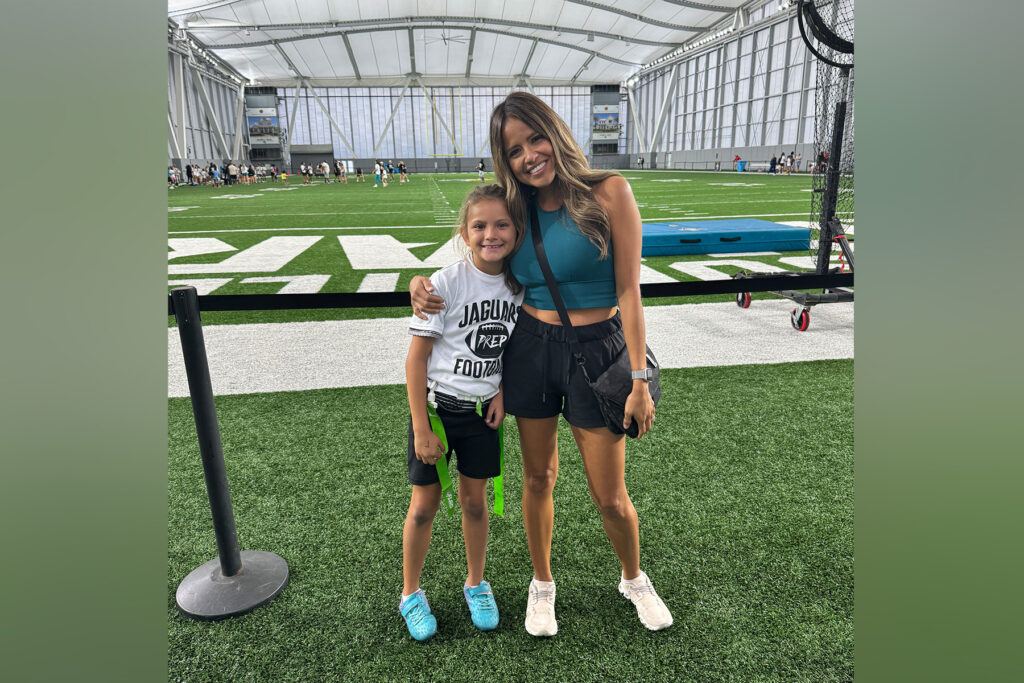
[[529, 201, 661, 438]]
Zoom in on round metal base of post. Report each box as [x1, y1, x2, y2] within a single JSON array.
[[176, 550, 289, 621]]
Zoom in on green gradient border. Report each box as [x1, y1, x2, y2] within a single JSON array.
[[4, 1, 1023, 680], [1, 2, 167, 680], [857, 1, 1024, 680]]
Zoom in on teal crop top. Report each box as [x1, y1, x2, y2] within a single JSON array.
[[509, 204, 617, 310]]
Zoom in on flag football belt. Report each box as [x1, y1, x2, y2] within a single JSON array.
[[426, 401, 504, 519]]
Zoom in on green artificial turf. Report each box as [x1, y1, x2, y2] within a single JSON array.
[[169, 171, 832, 326], [168, 360, 853, 681]]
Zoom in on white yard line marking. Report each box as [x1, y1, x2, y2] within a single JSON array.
[[167, 300, 853, 397], [168, 213, 818, 236], [240, 275, 331, 294], [708, 252, 780, 257], [170, 225, 453, 235], [171, 209, 450, 218], [356, 273, 401, 292], [777, 219, 855, 235], [649, 212, 815, 221]]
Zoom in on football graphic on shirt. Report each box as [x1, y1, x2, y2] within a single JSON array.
[[465, 322, 510, 359]]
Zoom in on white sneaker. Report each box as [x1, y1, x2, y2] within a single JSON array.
[[618, 571, 673, 631], [525, 579, 558, 636]]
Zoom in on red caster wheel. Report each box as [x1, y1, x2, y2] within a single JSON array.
[[790, 308, 810, 331], [736, 291, 752, 308]]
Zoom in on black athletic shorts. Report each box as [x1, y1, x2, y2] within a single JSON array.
[[503, 309, 625, 429], [407, 397, 500, 486]]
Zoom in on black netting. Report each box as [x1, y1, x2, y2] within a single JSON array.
[[807, 0, 854, 265]]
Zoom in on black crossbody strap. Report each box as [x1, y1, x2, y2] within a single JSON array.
[[529, 201, 592, 388], [529, 201, 579, 346]]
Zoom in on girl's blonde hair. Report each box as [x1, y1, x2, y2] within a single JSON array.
[[456, 184, 522, 294], [489, 91, 620, 259]]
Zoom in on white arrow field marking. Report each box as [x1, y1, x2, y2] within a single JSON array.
[[167, 278, 232, 295], [168, 236, 322, 274], [338, 234, 464, 270], [168, 238, 237, 260], [638, 264, 679, 284], [668, 259, 787, 281]]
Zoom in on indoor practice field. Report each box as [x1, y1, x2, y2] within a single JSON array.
[[168, 170, 850, 325], [168, 170, 853, 681], [169, 362, 852, 682]]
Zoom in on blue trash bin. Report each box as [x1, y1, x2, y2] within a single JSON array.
[[737, 160, 747, 172]]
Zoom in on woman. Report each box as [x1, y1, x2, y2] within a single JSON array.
[[411, 92, 671, 636]]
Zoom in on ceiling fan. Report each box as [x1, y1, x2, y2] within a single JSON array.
[[424, 30, 470, 46]]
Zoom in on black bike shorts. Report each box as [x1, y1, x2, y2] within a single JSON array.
[[407, 398, 500, 486], [503, 309, 625, 429]]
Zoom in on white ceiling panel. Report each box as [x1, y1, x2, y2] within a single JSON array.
[[171, 0, 755, 86]]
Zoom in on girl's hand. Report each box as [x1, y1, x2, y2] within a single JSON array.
[[623, 383, 655, 438], [410, 276, 445, 319], [484, 393, 505, 429], [414, 430, 445, 465]]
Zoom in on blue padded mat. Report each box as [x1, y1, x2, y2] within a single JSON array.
[[641, 219, 810, 256]]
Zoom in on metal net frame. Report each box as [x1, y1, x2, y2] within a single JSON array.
[[806, 0, 854, 270]]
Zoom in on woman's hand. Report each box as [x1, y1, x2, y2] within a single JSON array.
[[623, 381, 655, 438], [409, 276, 446, 320]]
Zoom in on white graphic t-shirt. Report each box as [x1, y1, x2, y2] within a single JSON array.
[[409, 259, 523, 402]]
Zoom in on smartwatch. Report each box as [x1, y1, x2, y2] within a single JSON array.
[[631, 368, 653, 382]]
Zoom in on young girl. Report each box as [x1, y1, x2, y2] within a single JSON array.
[[401, 184, 524, 642]]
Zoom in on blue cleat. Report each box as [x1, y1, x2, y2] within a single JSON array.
[[400, 589, 438, 642], [463, 580, 499, 631]]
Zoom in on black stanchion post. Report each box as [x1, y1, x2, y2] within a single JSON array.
[[170, 286, 288, 620], [172, 286, 243, 577]]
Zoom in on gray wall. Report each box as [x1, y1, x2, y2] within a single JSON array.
[[647, 142, 817, 171]]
